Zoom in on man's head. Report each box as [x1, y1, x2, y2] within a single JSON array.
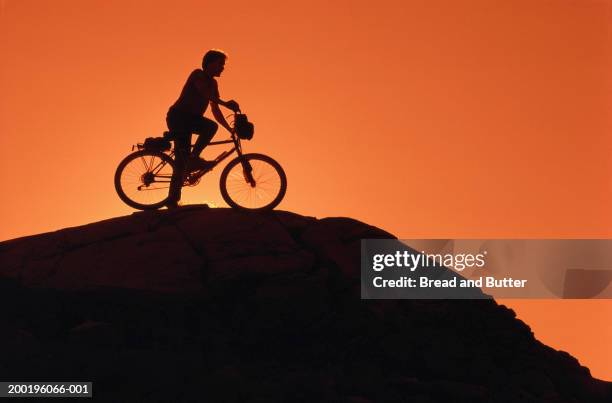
[[202, 49, 227, 77]]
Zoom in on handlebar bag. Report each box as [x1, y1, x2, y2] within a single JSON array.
[[234, 114, 254, 140]]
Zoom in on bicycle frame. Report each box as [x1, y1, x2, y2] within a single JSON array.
[[140, 129, 247, 184], [190, 130, 244, 168], [173, 130, 244, 168]]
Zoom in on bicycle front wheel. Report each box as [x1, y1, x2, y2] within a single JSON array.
[[220, 153, 287, 211], [114, 149, 176, 210]]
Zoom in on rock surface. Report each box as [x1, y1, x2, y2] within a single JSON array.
[[0, 205, 610, 402]]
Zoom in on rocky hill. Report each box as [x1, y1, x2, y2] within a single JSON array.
[[0, 206, 610, 402]]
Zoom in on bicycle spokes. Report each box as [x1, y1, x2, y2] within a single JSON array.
[[118, 152, 174, 207], [223, 157, 283, 209]]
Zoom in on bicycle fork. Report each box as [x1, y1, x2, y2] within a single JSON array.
[[240, 158, 256, 187]]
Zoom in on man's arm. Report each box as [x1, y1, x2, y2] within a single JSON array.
[[212, 97, 240, 112], [211, 97, 240, 113], [209, 79, 240, 112], [210, 101, 233, 133], [209, 79, 239, 133]]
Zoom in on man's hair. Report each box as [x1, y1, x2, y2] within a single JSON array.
[[202, 49, 227, 69]]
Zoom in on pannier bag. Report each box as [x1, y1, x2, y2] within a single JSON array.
[[143, 137, 172, 151], [234, 114, 254, 140]]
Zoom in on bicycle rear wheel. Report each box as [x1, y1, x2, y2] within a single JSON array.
[[114, 150, 176, 210], [220, 153, 287, 211]]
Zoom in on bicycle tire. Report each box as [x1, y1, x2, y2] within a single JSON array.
[[219, 153, 287, 211], [114, 149, 176, 210]]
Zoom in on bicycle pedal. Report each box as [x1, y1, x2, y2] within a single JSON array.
[[183, 172, 204, 186], [184, 178, 201, 187]]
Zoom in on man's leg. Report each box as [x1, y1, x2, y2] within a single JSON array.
[[168, 132, 191, 205], [191, 117, 218, 158]]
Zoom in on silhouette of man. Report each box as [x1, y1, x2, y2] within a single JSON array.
[[166, 49, 240, 208]]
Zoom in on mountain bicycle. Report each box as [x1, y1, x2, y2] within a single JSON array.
[[114, 112, 287, 211]]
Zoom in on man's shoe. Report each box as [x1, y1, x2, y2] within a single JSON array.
[[166, 199, 179, 209], [186, 157, 216, 172]]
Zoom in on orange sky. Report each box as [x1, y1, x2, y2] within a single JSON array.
[[1, 0, 611, 380]]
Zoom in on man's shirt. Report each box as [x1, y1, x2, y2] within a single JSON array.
[[170, 69, 219, 116]]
